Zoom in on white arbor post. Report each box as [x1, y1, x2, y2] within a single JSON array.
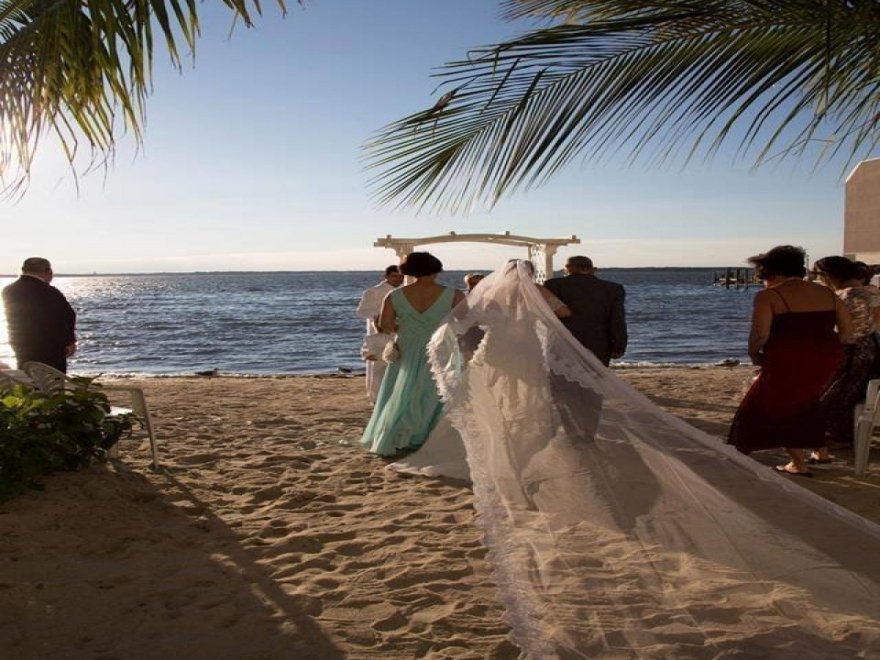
[[392, 243, 415, 261], [373, 232, 580, 283], [527, 243, 547, 282], [544, 245, 559, 280]]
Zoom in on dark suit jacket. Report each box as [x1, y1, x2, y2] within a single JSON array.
[[2, 275, 76, 370], [544, 273, 627, 365]]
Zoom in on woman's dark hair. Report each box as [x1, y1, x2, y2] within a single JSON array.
[[400, 251, 443, 277], [747, 245, 806, 279], [853, 261, 873, 286], [813, 256, 860, 283]]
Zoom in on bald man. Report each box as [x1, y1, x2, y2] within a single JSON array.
[[544, 255, 627, 366], [2, 257, 77, 372]]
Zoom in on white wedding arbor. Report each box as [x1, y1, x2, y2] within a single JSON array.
[[374, 231, 580, 282]]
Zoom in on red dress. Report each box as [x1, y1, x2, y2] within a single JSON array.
[[728, 291, 844, 453]]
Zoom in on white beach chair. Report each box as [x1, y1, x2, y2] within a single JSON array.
[[0, 368, 33, 388], [853, 378, 880, 477], [21, 362, 160, 471]]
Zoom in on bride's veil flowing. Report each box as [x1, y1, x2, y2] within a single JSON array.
[[427, 260, 880, 659]]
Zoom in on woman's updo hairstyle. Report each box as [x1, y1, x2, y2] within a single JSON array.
[[853, 261, 873, 286], [812, 256, 860, 283], [747, 245, 806, 280], [400, 251, 443, 277]]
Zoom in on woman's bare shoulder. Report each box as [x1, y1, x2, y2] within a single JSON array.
[[752, 288, 775, 303]]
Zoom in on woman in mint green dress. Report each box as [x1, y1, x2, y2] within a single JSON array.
[[361, 252, 465, 456]]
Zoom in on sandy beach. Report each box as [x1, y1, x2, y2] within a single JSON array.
[[1, 366, 878, 659]]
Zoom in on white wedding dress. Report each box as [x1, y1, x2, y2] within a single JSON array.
[[388, 261, 880, 659]]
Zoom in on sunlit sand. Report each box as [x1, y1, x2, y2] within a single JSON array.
[[1, 368, 877, 658]]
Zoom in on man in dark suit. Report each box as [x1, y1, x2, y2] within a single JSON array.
[[2, 257, 77, 372], [544, 255, 627, 366]]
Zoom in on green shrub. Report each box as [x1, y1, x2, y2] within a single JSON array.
[[0, 379, 138, 502]]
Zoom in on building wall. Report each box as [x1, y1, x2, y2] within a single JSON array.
[[844, 158, 880, 261]]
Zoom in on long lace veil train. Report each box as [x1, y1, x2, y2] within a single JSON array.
[[426, 261, 880, 659]]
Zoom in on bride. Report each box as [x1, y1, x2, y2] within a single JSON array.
[[388, 260, 880, 659]]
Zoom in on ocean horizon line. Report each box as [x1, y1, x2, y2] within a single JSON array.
[[1, 265, 749, 278]]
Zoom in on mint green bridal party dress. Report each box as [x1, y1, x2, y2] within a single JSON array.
[[360, 286, 455, 456]]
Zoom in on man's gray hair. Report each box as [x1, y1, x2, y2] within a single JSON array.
[[22, 257, 52, 274]]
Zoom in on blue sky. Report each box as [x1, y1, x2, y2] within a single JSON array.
[[0, 1, 869, 274]]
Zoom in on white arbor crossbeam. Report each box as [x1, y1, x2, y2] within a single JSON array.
[[374, 231, 580, 282]]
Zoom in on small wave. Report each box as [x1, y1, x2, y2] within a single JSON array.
[[612, 360, 747, 369]]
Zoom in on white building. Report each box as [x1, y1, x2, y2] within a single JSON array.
[[844, 157, 880, 264]]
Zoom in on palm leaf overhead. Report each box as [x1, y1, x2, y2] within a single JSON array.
[[0, 0, 286, 196], [367, 0, 880, 213]]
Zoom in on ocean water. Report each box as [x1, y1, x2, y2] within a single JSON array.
[[0, 269, 757, 375]]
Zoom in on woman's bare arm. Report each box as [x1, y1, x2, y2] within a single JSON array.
[[748, 291, 774, 365], [451, 288, 469, 318], [378, 294, 397, 334], [539, 286, 572, 318]]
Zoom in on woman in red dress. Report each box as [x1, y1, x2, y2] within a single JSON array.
[[728, 246, 851, 476]]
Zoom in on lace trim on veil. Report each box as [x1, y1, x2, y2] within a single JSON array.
[[429, 323, 554, 656], [427, 260, 880, 658]]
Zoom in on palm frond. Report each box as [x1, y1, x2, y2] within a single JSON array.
[[367, 0, 880, 213], [0, 0, 287, 197]]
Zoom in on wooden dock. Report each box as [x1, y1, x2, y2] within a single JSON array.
[[712, 268, 758, 289]]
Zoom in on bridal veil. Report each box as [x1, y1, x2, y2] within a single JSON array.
[[425, 260, 880, 659]]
